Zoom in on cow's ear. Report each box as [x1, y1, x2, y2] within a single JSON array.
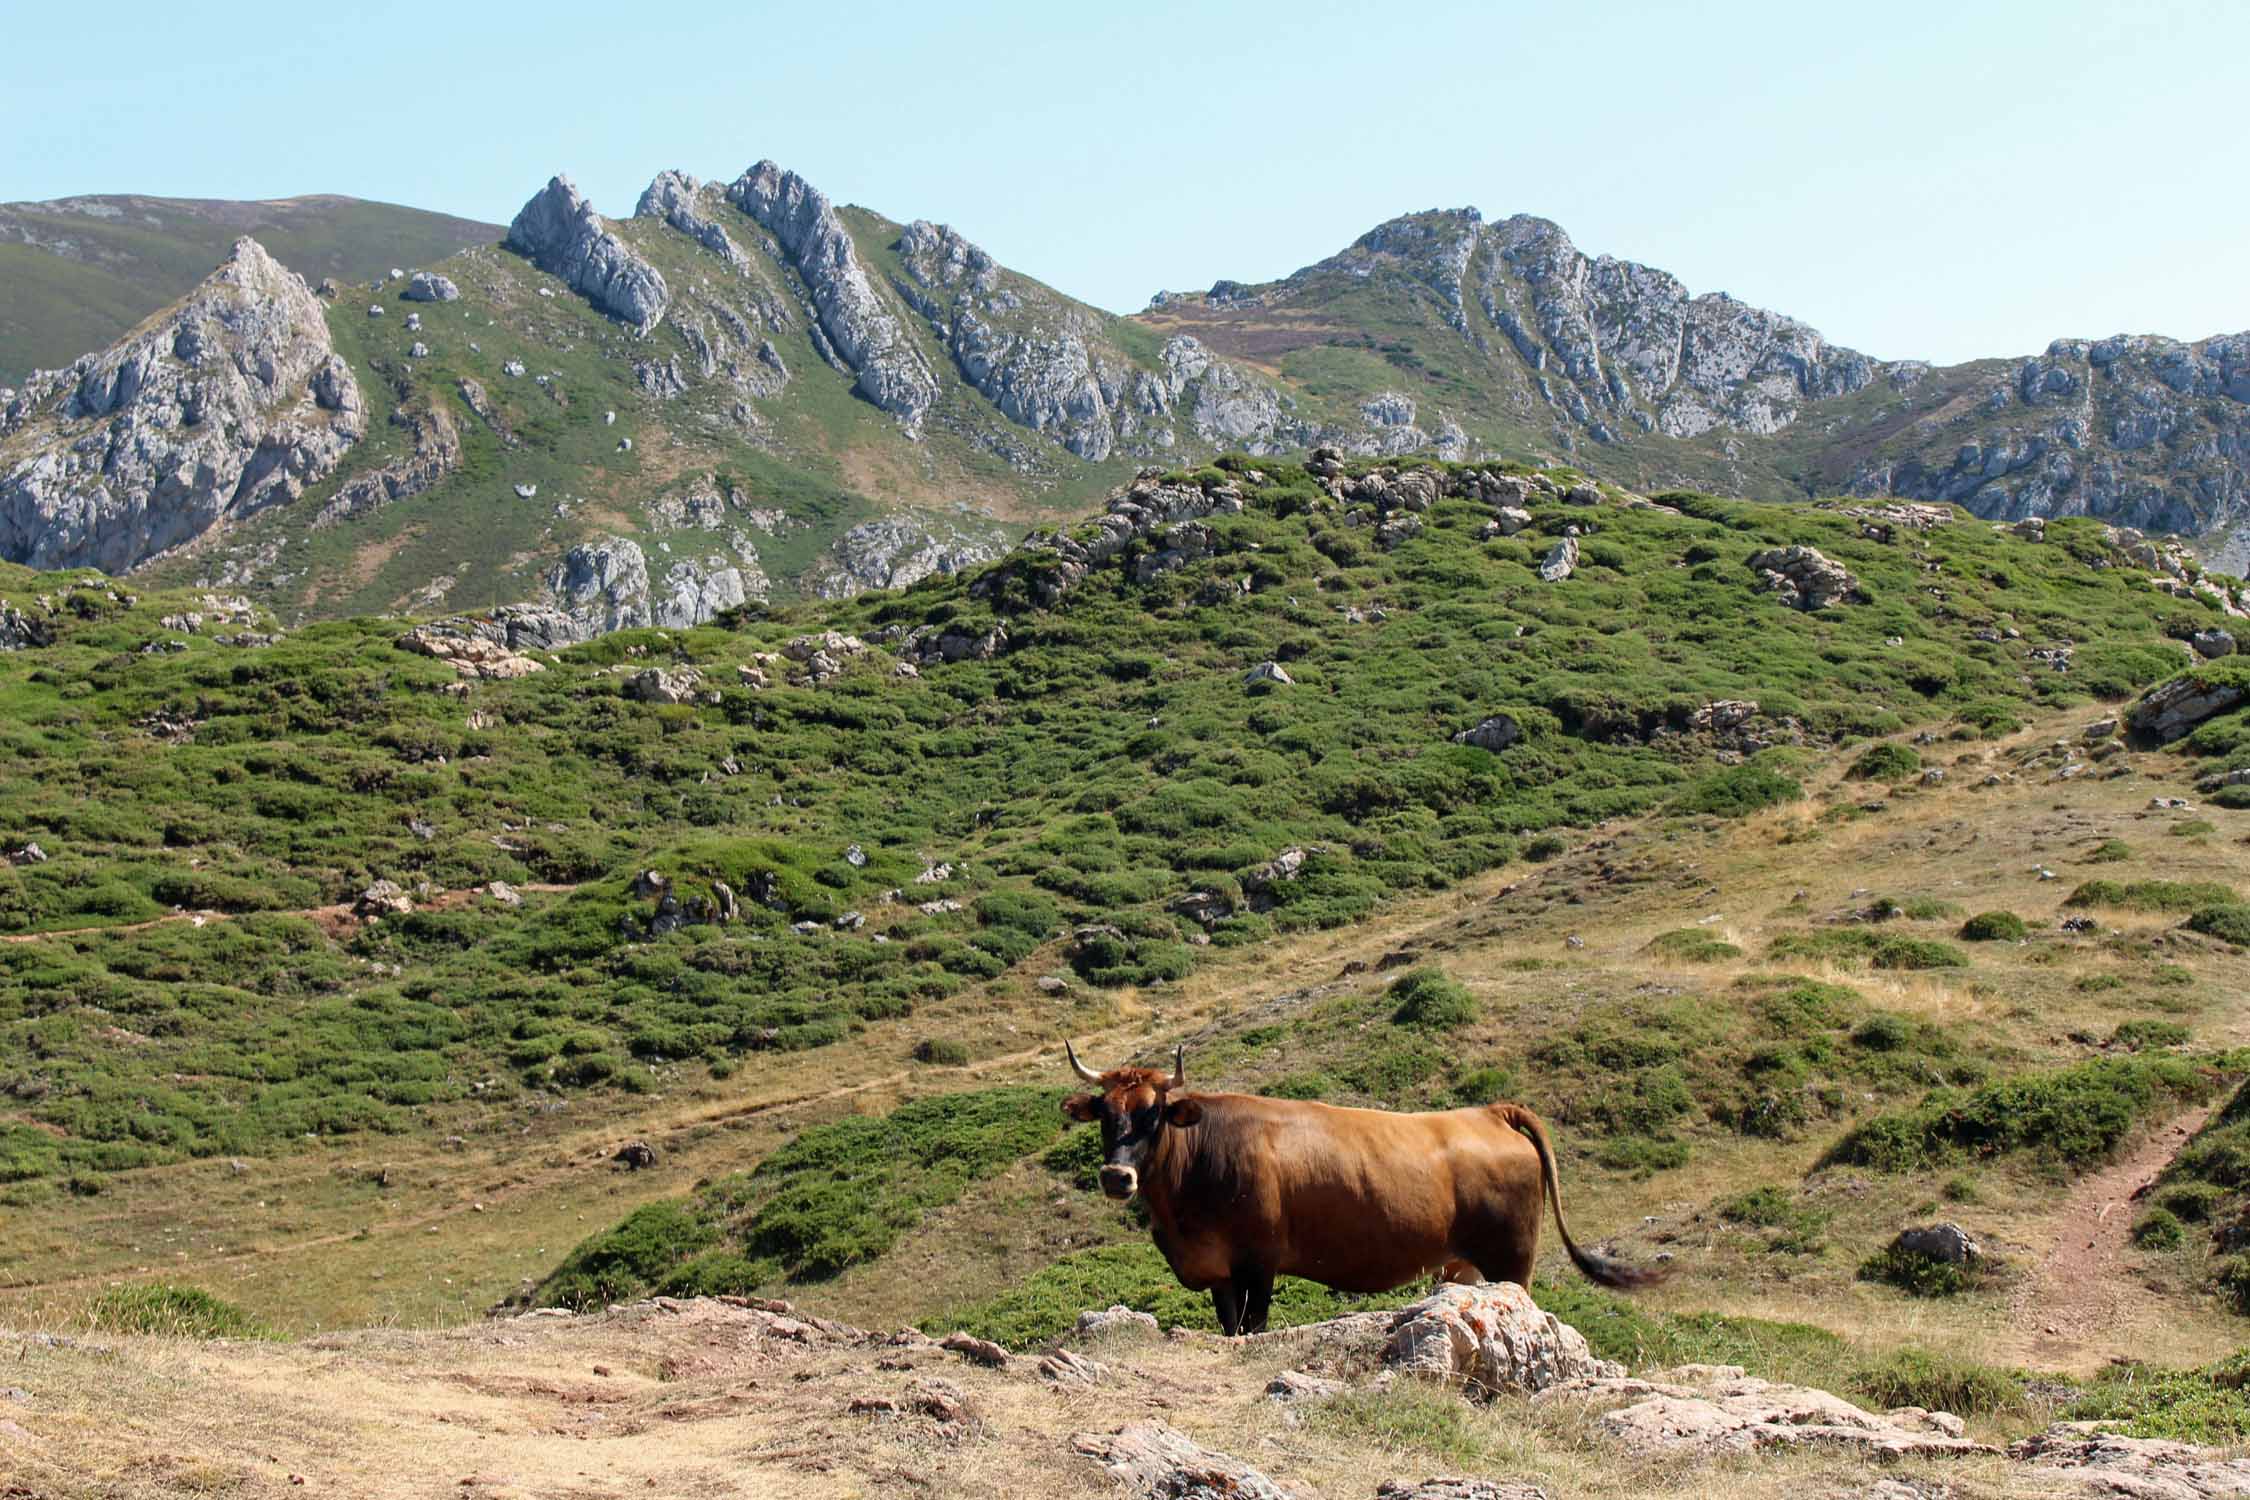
[[1062, 1094, 1101, 1122], [1164, 1097, 1204, 1127]]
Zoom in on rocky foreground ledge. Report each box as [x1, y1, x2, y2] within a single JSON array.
[[12, 1285, 2246, 1496], [498, 1285, 2248, 1500]]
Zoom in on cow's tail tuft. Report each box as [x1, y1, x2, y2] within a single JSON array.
[[1500, 1103, 1669, 1290]]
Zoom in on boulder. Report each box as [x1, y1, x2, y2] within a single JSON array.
[[400, 272, 459, 303], [1071, 1422, 1305, 1500], [1244, 660, 1294, 686], [1038, 1348, 1109, 1386], [2133, 672, 2250, 743], [1747, 546, 1861, 610], [484, 881, 522, 907], [1387, 1283, 1622, 1395], [1893, 1222, 1981, 1265], [1376, 1483, 1550, 1500], [623, 668, 701, 705], [354, 880, 412, 918], [2192, 628, 2238, 660], [2011, 1422, 2250, 1499], [1453, 715, 1521, 752], [394, 623, 544, 679], [1534, 1367, 1992, 1460], [1537, 536, 1578, 582], [1265, 1370, 1345, 1403], [1487, 505, 1532, 536]]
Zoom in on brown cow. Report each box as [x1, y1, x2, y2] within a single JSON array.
[[1060, 1040, 1662, 1334]]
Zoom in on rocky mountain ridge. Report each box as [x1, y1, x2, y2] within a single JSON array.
[[1150, 206, 2250, 564], [4, 167, 2248, 633]]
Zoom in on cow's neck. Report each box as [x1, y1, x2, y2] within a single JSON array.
[[1139, 1108, 1200, 1234]]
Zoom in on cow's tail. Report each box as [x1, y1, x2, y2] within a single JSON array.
[[1500, 1104, 1669, 1290]]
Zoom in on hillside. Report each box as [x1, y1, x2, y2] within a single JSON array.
[[9, 171, 2249, 633], [1145, 209, 2250, 563], [0, 192, 501, 384]]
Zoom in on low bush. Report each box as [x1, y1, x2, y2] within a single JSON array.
[[2133, 1209, 2187, 1250], [2066, 880, 2239, 913], [1823, 1055, 2216, 1173], [1848, 743, 1921, 782], [1851, 1348, 2023, 1415], [912, 1038, 970, 1066], [1646, 928, 1744, 964], [2065, 1359, 2250, 1443], [1958, 911, 2030, 942], [1857, 1245, 1974, 1297], [1717, 1185, 1829, 1253], [534, 1086, 1066, 1307], [1671, 765, 1801, 818], [2112, 1019, 2191, 1050], [87, 1283, 266, 1339], [2187, 905, 2250, 946], [1387, 968, 1478, 1029]]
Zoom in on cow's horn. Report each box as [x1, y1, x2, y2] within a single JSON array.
[[1170, 1044, 1187, 1090], [1064, 1037, 1102, 1084]]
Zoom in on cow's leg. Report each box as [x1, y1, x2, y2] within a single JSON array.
[[1459, 1230, 1536, 1288], [1235, 1262, 1276, 1335], [1209, 1279, 1246, 1336]]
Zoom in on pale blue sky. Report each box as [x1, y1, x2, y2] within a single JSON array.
[[5, 0, 2242, 364]]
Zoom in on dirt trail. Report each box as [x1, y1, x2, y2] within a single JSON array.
[[2007, 1104, 2213, 1367]]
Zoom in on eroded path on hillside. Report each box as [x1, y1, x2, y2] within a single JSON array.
[[2006, 1104, 2215, 1367]]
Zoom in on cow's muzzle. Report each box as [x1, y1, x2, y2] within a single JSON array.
[[1099, 1165, 1139, 1201]]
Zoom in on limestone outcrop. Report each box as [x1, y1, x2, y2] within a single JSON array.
[[505, 176, 669, 333], [0, 237, 365, 572], [634, 170, 750, 274], [726, 161, 938, 431]]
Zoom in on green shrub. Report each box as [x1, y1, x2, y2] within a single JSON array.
[[1387, 968, 1478, 1029], [1856, 1245, 1973, 1297], [1445, 1065, 1517, 1107], [1958, 911, 2030, 942], [2065, 1361, 2250, 1442], [2187, 905, 2250, 946], [1645, 928, 1743, 963], [1874, 937, 1968, 970], [1672, 765, 1801, 818], [912, 1038, 970, 1066], [1717, 1186, 1829, 1253], [534, 1086, 1066, 1306], [1824, 1055, 2215, 1173], [1851, 1348, 2022, 1414], [87, 1283, 266, 1339], [1848, 743, 1921, 781], [2086, 838, 2134, 864], [2133, 1209, 2187, 1250], [2113, 1020, 2190, 1050], [2066, 880, 2239, 913]]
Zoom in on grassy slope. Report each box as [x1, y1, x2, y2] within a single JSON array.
[[7, 460, 2250, 1381], [0, 194, 501, 383]]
